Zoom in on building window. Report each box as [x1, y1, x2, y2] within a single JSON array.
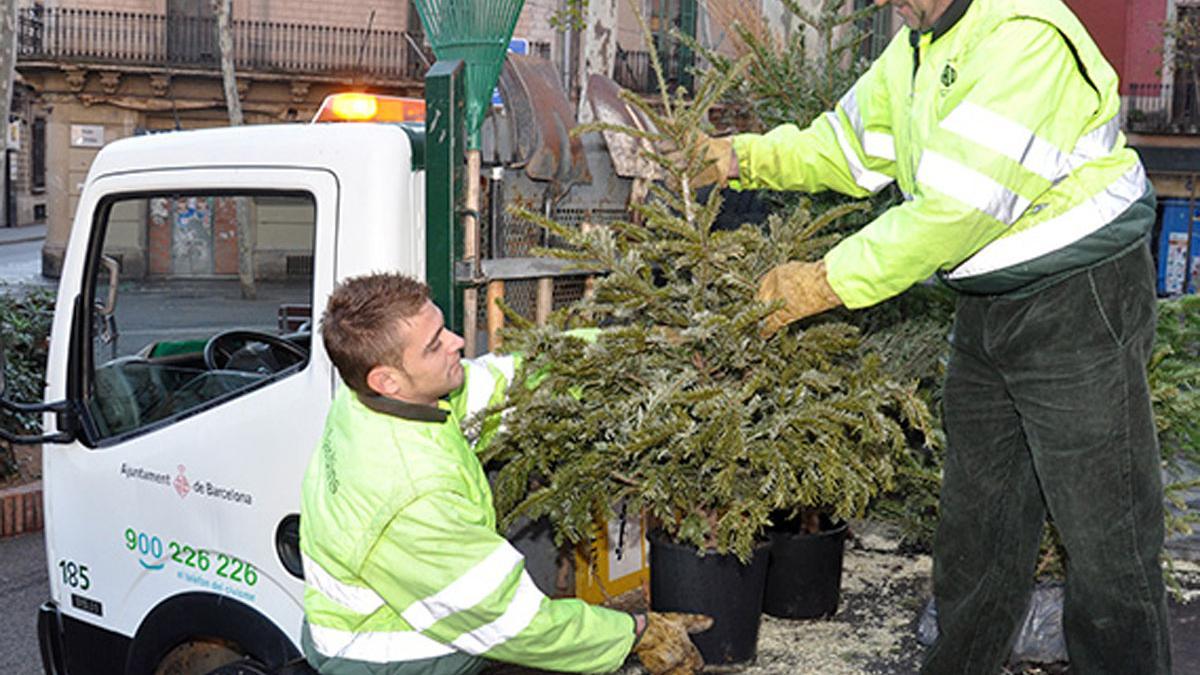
[[167, 0, 219, 65], [30, 117, 44, 192], [408, 0, 423, 34], [1171, 6, 1200, 131], [855, 0, 893, 61], [530, 41, 551, 60]]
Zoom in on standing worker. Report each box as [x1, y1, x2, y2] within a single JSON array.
[[698, 0, 1169, 672], [298, 273, 710, 675]]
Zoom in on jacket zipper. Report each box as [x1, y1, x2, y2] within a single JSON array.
[[907, 33, 932, 197]]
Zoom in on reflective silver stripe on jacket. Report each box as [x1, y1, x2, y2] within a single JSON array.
[[917, 150, 1031, 225], [401, 542, 524, 632], [463, 354, 518, 419], [450, 570, 545, 655], [305, 541, 544, 660], [825, 111, 894, 193], [938, 102, 1122, 182], [307, 623, 456, 663], [1071, 117, 1121, 168], [863, 132, 896, 161], [840, 88, 897, 162], [840, 88, 865, 140], [946, 161, 1147, 279], [940, 101, 1067, 181], [303, 554, 385, 616]]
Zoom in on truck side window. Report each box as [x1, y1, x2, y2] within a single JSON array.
[[83, 192, 316, 442]]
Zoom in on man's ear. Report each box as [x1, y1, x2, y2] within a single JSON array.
[[365, 365, 406, 398]]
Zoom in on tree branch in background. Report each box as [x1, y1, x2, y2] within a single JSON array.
[[213, 0, 255, 299]]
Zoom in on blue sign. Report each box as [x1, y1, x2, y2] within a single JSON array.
[[493, 38, 529, 107]]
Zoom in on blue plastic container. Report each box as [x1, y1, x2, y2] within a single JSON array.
[[1156, 198, 1200, 296]]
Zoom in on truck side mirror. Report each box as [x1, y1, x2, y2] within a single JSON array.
[[96, 255, 119, 317]]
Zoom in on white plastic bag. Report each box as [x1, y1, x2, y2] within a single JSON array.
[[917, 583, 1067, 665]]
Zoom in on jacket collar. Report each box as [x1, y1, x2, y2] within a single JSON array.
[[909, 0, 974, 47], [357, 391, 449, 423]]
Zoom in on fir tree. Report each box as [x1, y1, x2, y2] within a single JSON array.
[[477, 15, 932, 562], [1148, 296, 1200, 595]]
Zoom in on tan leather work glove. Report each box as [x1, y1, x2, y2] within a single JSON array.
[[756, 261, 843, 337], [667, 134, 734, 188], [633, 611, 713, 675], [693, 135, 734, 188]]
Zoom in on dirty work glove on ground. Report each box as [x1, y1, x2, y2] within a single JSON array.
[[633, 611, 713, 675], [756, 260, 843, 337]]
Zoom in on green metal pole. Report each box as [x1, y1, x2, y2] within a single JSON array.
[[424, 59, 466, 337], [679, 0, 696, 91]]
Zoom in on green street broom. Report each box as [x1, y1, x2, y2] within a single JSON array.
[[413, 0, 526, 354]]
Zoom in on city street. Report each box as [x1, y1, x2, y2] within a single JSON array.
[[0, 532, 46, 675], [0, 227, 53, 290], [0, 240, 44, 288]]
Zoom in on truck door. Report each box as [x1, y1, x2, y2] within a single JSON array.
[[41, 167, 337, 673]]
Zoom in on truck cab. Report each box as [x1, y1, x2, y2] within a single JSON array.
[[31, 122, 425, 674], [8, 56, 662, 671]]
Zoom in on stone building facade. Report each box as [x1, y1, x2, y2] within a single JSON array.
[[19, 0, 426, 277], [20, 0, 894, 278]]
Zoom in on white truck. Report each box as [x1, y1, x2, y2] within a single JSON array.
[[16, 119, 425, 675], [0, 51, 655, 672], [0, 39, 688, 669]]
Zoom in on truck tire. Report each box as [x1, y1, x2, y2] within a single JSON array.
[[154, 639, 245, 675], [125, 592, 298, 675]]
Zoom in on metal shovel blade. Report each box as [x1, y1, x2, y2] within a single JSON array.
[[497, 53, 591, 186], [586, 74, 662, 181]]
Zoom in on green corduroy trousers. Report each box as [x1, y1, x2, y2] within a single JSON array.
[[922, 241, 1171, 675]]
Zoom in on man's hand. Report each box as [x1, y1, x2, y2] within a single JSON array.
[[756, 261, 843, 337], [667, 134, 735, 188], [633, 611, 713, 675]]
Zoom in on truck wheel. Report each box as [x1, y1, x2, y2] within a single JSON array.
[[153, 638, 245, 675], [126, 592, 298, 675]]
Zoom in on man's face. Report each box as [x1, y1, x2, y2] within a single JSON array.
[[875, 0, 952, 30], [385, 300, 465, 405]]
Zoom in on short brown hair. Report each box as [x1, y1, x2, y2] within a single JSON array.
[[321, 273, 430, 394]]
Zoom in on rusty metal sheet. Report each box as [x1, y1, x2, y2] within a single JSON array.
[[497, 54, 591, 186], [586, 74, 662, 181]]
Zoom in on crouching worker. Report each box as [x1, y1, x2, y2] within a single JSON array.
[[300, 272, 710, 675]]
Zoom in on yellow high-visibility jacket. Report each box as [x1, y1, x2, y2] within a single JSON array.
[[299, 354, 634, 675], [732, 0, 1151, 306]]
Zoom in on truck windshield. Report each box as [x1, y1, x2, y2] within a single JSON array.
[[83, 192, 316, 441]]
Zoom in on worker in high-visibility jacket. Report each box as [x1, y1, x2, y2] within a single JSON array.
[[695, 0, 1170, 672], [299, 273, 710, 675]]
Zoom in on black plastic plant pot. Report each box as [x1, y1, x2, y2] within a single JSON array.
[[648, 530, 771, 665], [762, 518, 849, 619]]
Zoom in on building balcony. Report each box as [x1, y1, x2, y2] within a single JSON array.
[[614, 46, 690, 95], [1126, 82, 1200, 136], [17, 6, 431, 82]]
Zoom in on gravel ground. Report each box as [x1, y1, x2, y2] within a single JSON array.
[[486, 526, 936, 675], [722, 530, 931, 675], [485, 525, 1200, 675]]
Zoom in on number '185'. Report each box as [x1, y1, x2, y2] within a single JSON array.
[[58, 559, 90, 591]]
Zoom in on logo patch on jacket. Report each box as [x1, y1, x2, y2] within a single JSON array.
[[941, 63, 957, 88]]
